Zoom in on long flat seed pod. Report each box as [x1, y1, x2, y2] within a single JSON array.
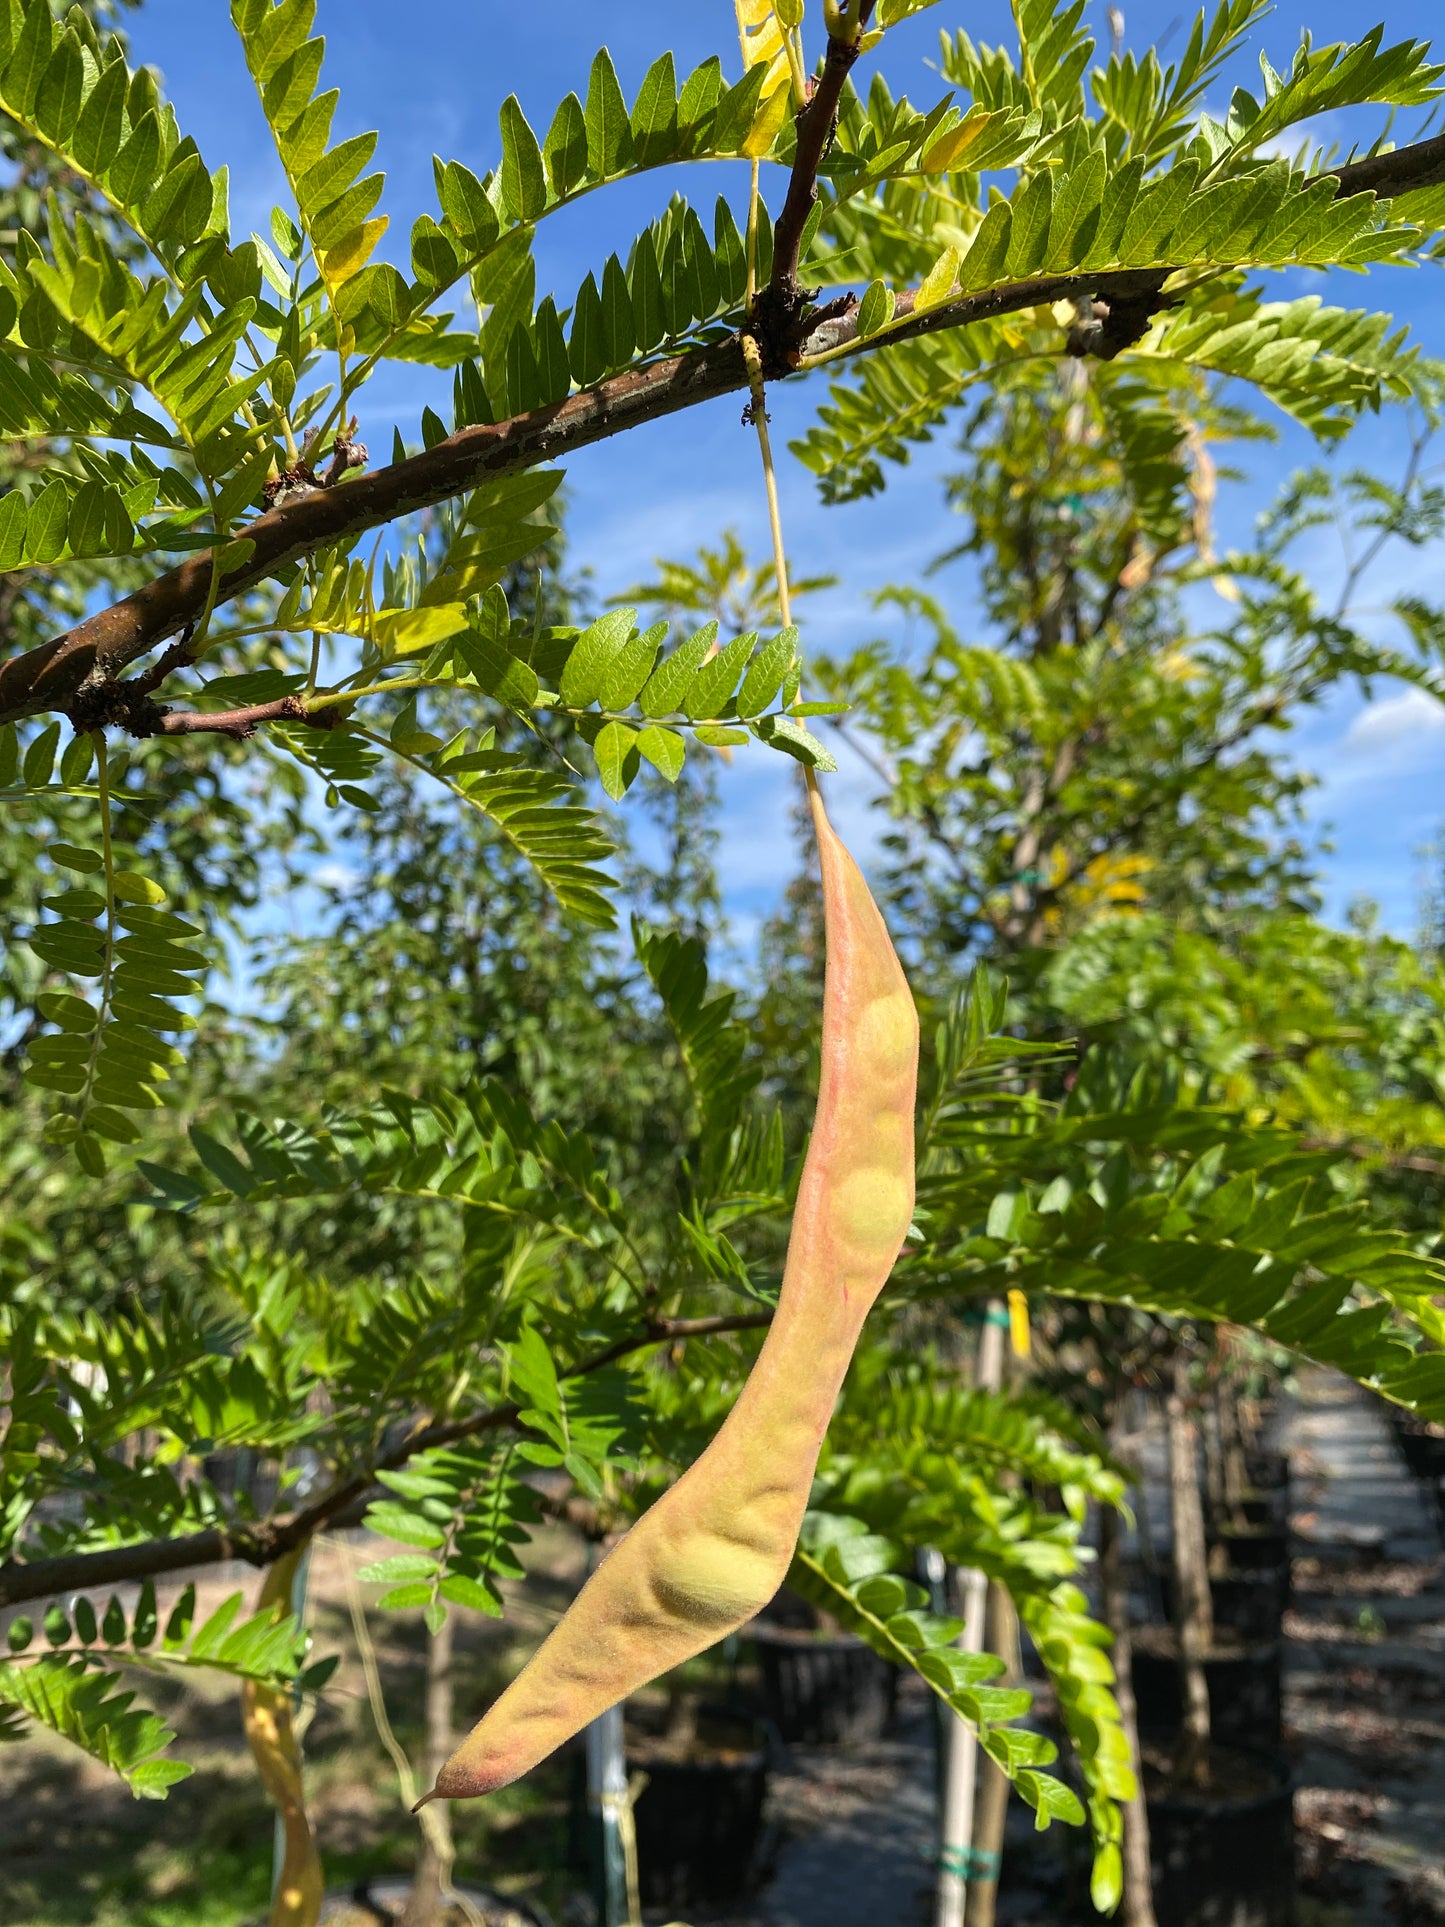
[[423, 781, 918, 1802]]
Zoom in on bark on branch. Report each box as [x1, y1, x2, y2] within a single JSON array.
[[1, 131, 1442, 733], [1323, 129, 1445, 200], [0, 1310, 770, 1611], [749, 0, 878, 370]]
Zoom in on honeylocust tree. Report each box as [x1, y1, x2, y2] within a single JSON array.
[[4, 0, 1445, 1918]]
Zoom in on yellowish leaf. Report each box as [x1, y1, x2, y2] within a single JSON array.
[[921, 109, 999, 174], [742, 79, 793, 157], [374, 603, 470, 655], [916, 246, 961, 312], [319, 216, 389, 295], [735, 0, 789, 78]]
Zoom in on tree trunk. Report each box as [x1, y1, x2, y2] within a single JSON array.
[[1219, 1372, 1249, 1518], [1203, 1383, 1226, 1520], [1167, 1355, 1214, 1787], [1099, 1489, 1159, 1927], [965, 1582, 1021, 1927], [935, 1305, 1007, 1927], [242, 1546, 325, 1927], [400, 1612, 456, 1927]]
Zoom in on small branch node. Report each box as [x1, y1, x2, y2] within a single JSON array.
[[1065, 285, 1171, 361]]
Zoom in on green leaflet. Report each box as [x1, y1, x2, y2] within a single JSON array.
[[231, 0, 395, 311], [491, 194, 755, 417], [499, 94, 547, 223], [0, 3, 226, 267], [560, 607, 636, 708], [26, 827, 202, 1173], [0, 1579, 309, 1799], [1227, 26, 1443, 164], [0, 476, 135, 572], [685, 631, 758, 721], [592, 719, 638, 801], [360, 1441, 544, 1625], [634, 918, 760, 1173], [790, 1517, 1088, 1833]]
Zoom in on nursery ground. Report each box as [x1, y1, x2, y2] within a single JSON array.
[[1, 1370, 1443, 1926]]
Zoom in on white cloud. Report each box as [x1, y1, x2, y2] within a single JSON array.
[[1343, 687, 1445, 754]]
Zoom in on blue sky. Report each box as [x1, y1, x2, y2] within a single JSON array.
[[126, 0, 1445, 953]]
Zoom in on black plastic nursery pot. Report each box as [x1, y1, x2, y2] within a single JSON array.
[[1147, 1746, 1295, 1927], [1244, 1450, 1290, 1491], [1394, 1422, 1445, 1482], [1222, 1487, 1290, 1529], [749, 1621, 898, 1745], [1162, 1567, 1289, 1642], [1214, 1523, 1290, 1573], [628, 1709, 769, 1911], [1212, 1570, 1288, 1640], [1132, 1631, 1283, 1750]]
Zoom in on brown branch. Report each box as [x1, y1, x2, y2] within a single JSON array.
[[146, 696, 323, 741], [2, 128, 1443, 734], [1321, 129, 1445, 200], [1300, 1137, 1445, 1179], [750, 0, 877, 370], [65, 681, 337, 743], [126, 628, 195, 699], [0, 1310, 771, 1611]]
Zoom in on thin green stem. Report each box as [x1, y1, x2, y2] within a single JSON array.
[[183, 474, 234, 664], [783, 28, 811, 108], [746, 159, 762, 303], [742, 157, 796, 631], [73, 736, 117, 1146], [743, 336, 794, 630]]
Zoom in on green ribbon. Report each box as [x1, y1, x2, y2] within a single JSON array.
[[938, 1844, 1002, 1883], [962, 1304, 1011, 1330]]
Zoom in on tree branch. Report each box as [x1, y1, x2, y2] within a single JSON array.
[[1322, 130, 1445, 200], [2, 129, 1442, 733], [0, 1311, 771, 1611], [146, 697, 327, 741], [1301, 1137, 1445, 1179], [750, 0, 877, 370]]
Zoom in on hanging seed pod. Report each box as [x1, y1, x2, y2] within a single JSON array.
[[423, 781, 918, 1803]]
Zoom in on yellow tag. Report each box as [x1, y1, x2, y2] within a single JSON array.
[[1008, 1289, 1031, 1358]]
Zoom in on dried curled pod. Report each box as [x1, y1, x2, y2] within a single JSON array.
[[422, 781, 918, 1803]]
